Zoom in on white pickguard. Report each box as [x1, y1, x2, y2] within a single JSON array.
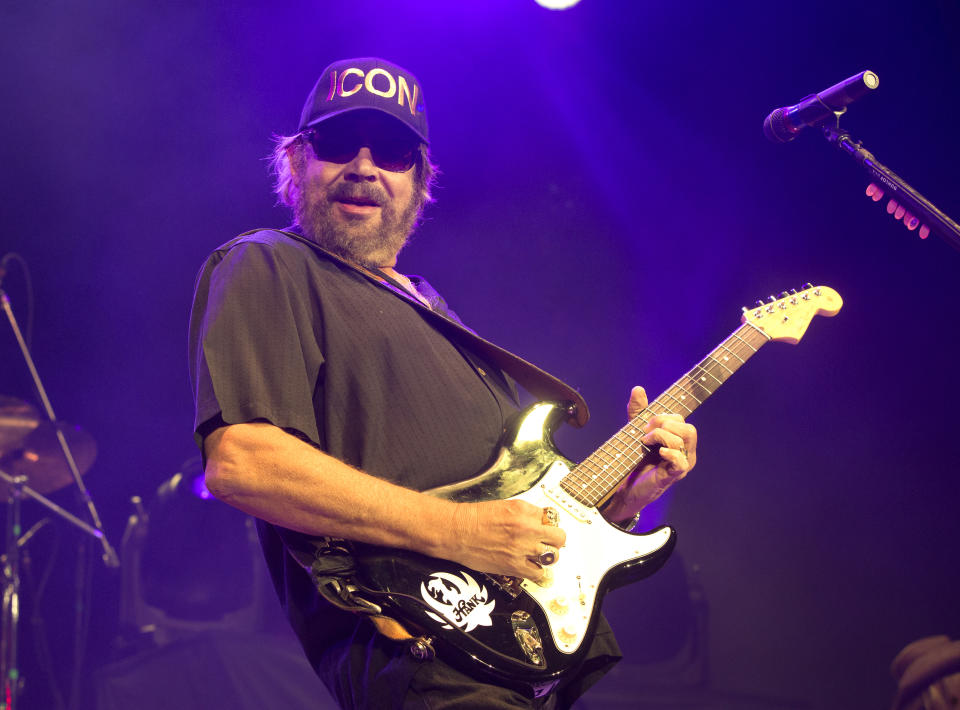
[[511, 461, 672, 655]]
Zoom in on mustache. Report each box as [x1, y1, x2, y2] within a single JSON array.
[[327, 183, 388, 207]]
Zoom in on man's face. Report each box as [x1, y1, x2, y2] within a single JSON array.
[[291, 110, 421, 268]]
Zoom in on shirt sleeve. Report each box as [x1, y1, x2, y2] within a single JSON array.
[[188, 239, 325, 449]]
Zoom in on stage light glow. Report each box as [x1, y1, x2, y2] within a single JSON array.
[[190, 472, 212, 499], [535, 0, 582, 9]]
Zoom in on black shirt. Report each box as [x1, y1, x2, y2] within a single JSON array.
[[189, 229, 520, 646], [189, 229, 518, 485], [188, 229, 620, 708]]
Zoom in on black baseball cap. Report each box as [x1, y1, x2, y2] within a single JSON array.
[[298, 57, 428, 143]]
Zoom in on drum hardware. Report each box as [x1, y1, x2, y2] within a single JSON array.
[[0, 397, 39, 452], [1, 272, 118, 710], [0, 419, 97, 500]]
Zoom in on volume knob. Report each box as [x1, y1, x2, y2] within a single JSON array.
[[558, 624, 578, 644], [549, 597, 569, 615]]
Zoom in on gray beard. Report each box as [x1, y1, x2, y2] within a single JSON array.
[[293, 180, 420, 269]]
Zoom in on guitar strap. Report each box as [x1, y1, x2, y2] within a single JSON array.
[[237, 228, 590, 427], [273, 532, 419, 640], [234, 228, 591, 639]]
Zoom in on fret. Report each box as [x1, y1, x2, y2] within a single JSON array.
[[667, 380, 702, 411], [559, 323, 768, 507], [553, 285, 842, 509], [690, 363, 724, 388], [657, 389, 691, 415], [710, 349, 737, 374]]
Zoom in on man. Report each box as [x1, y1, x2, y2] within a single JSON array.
[[189, 57, 697, 709]]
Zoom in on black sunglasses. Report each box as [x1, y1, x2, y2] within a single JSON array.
[[304, 125, 420, 173]]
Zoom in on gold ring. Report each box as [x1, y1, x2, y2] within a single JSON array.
[[542, 507, 559, 526]]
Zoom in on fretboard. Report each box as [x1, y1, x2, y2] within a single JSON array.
[[560, 322, 770, 507]]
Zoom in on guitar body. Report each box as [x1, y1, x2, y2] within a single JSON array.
[[338, 286, 843, 695], [350, 402, 677, 695]]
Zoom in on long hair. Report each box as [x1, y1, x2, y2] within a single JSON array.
[[268, 132, 438, 215]]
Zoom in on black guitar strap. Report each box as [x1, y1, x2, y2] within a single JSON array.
[[238, 228, 590, 427], [232, 228, 592, 637]]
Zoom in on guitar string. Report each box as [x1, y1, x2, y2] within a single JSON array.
[[568, 404, 692, 501], [561, 325, 765, 505], [562, 329, 763, 503], [570, 332, 761, 498]]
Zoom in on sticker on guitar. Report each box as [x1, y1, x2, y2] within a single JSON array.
[[420, 571, 496, 632]]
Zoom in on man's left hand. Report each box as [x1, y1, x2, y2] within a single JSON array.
[[602, 385, 698, 524]]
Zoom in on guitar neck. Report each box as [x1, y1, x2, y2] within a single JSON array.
[[560, 321, 770, 508]]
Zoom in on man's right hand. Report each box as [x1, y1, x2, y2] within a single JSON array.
[[204, 422, 566, 584], [443, 499, 566, 583]]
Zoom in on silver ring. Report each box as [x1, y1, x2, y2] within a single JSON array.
[[537, 545, 557, 566]]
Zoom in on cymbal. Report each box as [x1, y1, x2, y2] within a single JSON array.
[[0, 421, 97, 498], [0, 396, 40, 451]]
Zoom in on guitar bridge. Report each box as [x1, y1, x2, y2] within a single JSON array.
[[486, 574, 523, 598]]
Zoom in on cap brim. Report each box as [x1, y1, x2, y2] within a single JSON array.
[[301, 106, 428, 144]]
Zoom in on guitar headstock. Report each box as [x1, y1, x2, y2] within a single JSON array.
[[742, 284, 843, 344]]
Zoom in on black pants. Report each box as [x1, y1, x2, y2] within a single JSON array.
[[402, 655, 558, 710], [318, 621, 560, 710]]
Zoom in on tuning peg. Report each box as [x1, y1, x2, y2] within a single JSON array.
[[790, 288, 798, 295], [755, 300, 764, 308], [780, 291, 790, 298], [767, 295, 777, 303], [801, 282, 813, 290]]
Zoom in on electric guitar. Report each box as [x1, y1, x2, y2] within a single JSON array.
[[333, 285, 842, 696]]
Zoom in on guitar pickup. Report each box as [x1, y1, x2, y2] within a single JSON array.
[[541, 463, 594, 523]]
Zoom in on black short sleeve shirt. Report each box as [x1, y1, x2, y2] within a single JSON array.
[[189, 229, 518, 486], [188, 229, 620, 707]]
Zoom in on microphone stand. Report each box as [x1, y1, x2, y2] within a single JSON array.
[[1, 286, 119, 710], [0, 290, 117, 567], [820, 119, 960, 252]]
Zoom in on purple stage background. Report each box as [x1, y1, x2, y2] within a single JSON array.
[[2, 2, 959, 708]]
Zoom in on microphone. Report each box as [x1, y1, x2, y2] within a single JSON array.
[[764, 70, 879, 143]]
